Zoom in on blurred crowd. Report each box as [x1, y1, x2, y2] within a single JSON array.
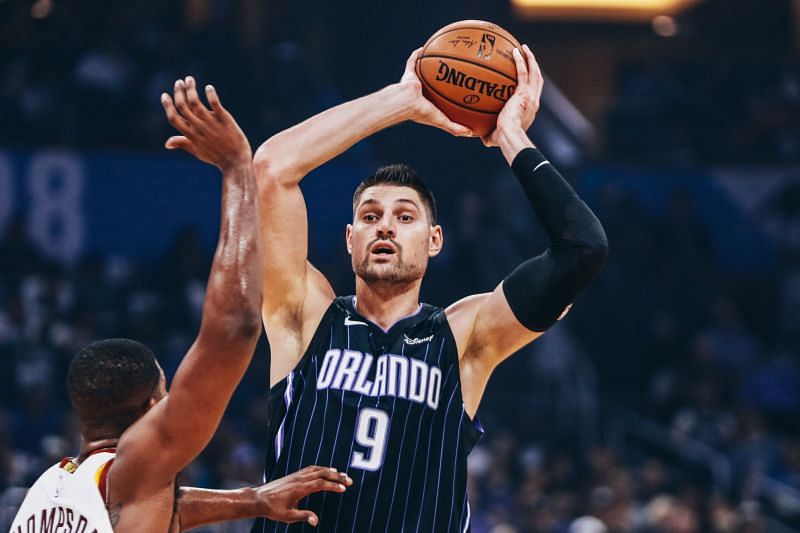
[[3, 1, 800, 166], [0, 0, 339, 151], [606, 58, 800, 165], [463, 175, 800, 532]]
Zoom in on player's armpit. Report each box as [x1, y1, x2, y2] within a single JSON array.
[[105, 474, 175, 533], [447, 287, 543, 418], [264, 262, 336, 387], [107, 501, 121, 527]]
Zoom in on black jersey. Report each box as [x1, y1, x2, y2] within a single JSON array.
[[253, 296, 483, 533]]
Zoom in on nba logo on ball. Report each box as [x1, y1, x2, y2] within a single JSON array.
[[478, 34, 495, 60], [416, 20, 521, 136]]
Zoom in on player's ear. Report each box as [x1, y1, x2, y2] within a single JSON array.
[[345, 224, 353, 255], [428, 225, 443, 257]]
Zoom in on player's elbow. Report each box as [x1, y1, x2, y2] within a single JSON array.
[[202, 290, 263, 341], [253, 143, 282, 183], [229, 311, 263, 340], [579, 228, 609, 276], [203, 308, 263, 343], [564, 214, 608, 278], [253, 139, 300, 188]]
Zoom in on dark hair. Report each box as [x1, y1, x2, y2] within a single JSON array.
[[67, 338, 161, 435], [352, 164, 438, 224]]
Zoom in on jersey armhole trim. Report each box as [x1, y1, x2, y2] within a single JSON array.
[[434, 309, 484, 430], [95, 458, 114, 505]]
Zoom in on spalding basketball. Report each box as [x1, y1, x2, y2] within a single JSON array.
[[416, 20, 521, 136]]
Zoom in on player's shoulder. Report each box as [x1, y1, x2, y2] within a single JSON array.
[[30, 461, 65, 484]]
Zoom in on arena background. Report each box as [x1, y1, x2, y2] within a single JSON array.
[[2, 0, 800, 531]]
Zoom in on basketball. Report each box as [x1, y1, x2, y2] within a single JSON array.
[[416, 20, 521, 136]]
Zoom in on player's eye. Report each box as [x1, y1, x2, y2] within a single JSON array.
[[363, 214, 378, 222], [398, 215, 414, 222]]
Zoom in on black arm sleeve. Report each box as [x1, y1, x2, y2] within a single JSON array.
[[502, 148, 608, 332]]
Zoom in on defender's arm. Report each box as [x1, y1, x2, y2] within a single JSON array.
[[108, 78, 263, 527], [173, 467, 351, 531]]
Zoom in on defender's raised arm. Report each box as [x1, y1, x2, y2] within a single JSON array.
[[107, 77, 263, 532]]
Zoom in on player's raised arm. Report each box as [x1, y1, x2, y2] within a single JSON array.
[[107, 77, 263, 531], [447, 46, 609, 417], [253, 49, 472, 384]]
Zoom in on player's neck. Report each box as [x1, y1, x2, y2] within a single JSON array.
[[354, 279, 421, 331], [77, 436, 119, 462]]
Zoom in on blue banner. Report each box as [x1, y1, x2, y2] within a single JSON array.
[[0, 149, 368, 262]]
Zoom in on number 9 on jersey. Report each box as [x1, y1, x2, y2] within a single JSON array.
[[350, 408, 389, 471]]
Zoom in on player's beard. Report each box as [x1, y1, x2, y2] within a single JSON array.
[[354, 240, 425, 287]]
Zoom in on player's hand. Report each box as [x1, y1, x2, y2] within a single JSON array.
[[254, 466, 353, 527], [161, 76, 252, 171], [399, 48, 473, 137], [481, 45, 543, 147]]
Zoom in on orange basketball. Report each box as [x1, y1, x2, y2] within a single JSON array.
[[416, 20, 521, 136]]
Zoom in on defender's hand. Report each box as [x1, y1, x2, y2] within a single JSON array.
[[481, 45, 543, 147], [399, 48, 473, 137], [161, 76, 252, 171], [255, 466, 353, 527]]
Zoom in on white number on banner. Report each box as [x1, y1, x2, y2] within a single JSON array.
[[27, 151, 84, 262]]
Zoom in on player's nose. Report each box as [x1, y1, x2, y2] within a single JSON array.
[[376, 215, 396, 237]]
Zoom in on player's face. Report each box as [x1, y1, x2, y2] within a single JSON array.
[[347, 185, 443, 286]]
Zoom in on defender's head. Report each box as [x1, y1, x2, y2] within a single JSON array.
[[348, 164, 443, 286], [67, 339, 166, 439]]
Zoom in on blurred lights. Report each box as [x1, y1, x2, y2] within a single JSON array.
[[652, 15, 679, 37], [30, 0, 53, 19], [512, 0, 701, 22]]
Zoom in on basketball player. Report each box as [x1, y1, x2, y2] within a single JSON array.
[[251, 44, 607, 532], [9, 77, 350, 533]]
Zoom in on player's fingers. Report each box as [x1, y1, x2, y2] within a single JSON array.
[[205, 84, 225, 114], [512, 48, 529, 89], [440, 118, 474, 137], [161, 93, 191, 132], [173, 79, 199, 123], [184, 76, 211, 118], [296, 465, 330, 480], [522, 44, 544, 99], [313, 467, 353, 485], [281, 509, 319, 526], [164, 135, 193, 152], [305, 479, 347, 495], [405, 47, 423, 73], [427, 107, 473, 137], [523, 44, 540, 79]]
